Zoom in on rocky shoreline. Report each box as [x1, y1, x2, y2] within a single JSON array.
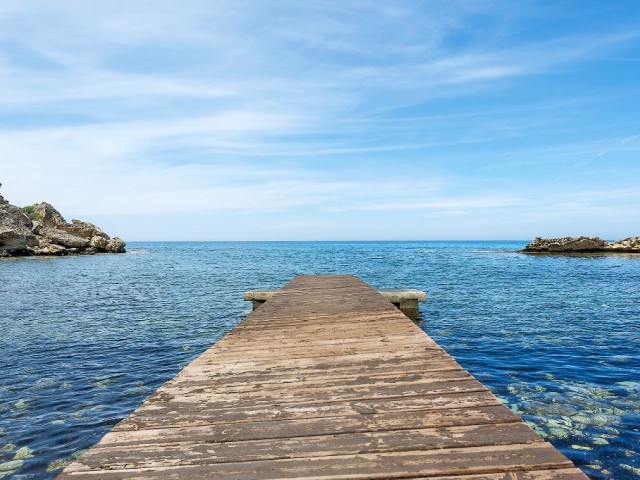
[[523, 236, 640, 253], [0, 193, 125, 257]]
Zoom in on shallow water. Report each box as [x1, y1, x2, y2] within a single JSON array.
[[0, 241, 639, 479]]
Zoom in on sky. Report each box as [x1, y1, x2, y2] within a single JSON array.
[[1, 1, 639, 241]]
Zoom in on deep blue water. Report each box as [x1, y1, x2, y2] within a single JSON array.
[[0, 241, 639, 479]]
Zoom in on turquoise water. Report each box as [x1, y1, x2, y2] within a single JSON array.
[[1, 241, 639, 479]]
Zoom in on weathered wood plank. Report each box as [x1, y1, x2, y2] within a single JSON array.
[[60, 443, 573, 479], [124, 381, 487, 422], [69, 423, 543, 471], [114, 390, 501, 430], [414, 471, 590, 480], [59, 275, 588, 480], [172, 358, 462, 383], [101, 405, 521, 446], [150, 371, 475, 400], [190, 349, 450, 371], [161, 367, 466, 393]]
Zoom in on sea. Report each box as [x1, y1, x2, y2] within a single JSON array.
[[0, 241, 639, 479]]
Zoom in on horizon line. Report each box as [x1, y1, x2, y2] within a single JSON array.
[[123, 239, 534, 243]]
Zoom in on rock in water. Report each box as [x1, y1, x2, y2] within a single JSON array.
[[523, 236, 607, 252], [0, 192, 126, 257], [608, 237, 640, 251], [90, 236, 108, 249], [31, 243, 68, 256], [523, 236, 640, 253], [106, 237, 126, 253]]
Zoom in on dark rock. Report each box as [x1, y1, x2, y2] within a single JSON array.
[[523, 236, 640, 253]]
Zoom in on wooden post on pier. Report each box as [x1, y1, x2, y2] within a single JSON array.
[[59, 275, 588, 480]]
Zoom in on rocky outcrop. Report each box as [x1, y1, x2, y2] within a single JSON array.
[[90, 235, 108, 249], [0, 194, 126, 257], [38, 226, 91, 248], [105, 237, 126, 253], [33, 202, 66, 227], [607, 237, 640, 251], [59, 219, 109, 240], [0, 201, 38, 256], [31, 243, 68, 256], [523, 236, 640, 253]]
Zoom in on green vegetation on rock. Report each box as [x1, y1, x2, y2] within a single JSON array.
[[19, 205, 42, 222]]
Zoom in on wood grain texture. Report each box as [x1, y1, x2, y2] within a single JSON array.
[[58, 275, 588, 479]]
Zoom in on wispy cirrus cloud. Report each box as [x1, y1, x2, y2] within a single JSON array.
[[0, 1, 639, 239]]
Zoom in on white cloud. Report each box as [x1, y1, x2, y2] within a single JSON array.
[[344, 197, 523, 212], [0, 1, 638, 238]]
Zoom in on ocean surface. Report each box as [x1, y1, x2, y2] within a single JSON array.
[[1, 241, 639, 479]]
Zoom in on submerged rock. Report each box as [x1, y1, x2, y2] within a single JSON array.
[[0, 191, 125, 257], [621, 464, 640, 476], [45, 458, 70, 473], [523, 236, 640, 253], [548, 427, 569, 439], [0, 460, 23, 472], [13, 446, 34, 460]]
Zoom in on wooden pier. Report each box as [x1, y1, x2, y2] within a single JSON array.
[[244, 287, 427, 318], [59, 275, 588, 479]]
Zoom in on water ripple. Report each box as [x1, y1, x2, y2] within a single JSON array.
[[0, 241, 638, 479]]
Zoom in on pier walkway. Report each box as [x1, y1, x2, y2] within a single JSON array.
[[59, 275, 588, 479]]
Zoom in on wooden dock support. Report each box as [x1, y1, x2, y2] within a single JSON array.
[[244, 287, 427, 319], [59, 275, 588, 480]]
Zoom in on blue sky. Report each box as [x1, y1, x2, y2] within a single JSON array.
[[1, 1, 639, 240]]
